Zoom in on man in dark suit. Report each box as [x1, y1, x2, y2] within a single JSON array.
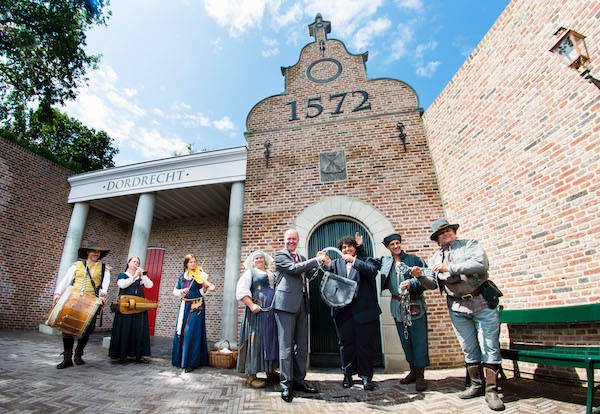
[[273, 229, 329, 403], [327, 234, 381, 390]]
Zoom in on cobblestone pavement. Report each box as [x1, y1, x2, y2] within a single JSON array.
[[0, 330, 590, 413]]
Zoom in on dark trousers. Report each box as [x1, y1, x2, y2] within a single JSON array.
[[333, 312, 377, 379], [63, 314, 97, 355]]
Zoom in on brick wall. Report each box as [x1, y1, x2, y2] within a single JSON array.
[[0, 137, 130, 330], [423, 0, 600, 381], [243, 24, 459, 368], [147, 215, 228, 340]]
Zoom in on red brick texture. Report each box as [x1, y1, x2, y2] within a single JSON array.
[[423, 0, 600, 381], [243, 30, 457, 367]]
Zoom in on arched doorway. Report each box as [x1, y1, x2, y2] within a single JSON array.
[[307, 218, 384, 368]]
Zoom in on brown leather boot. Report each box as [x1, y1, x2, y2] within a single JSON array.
[[400, 364, 417, 384], [458, 364, 484, 399], [484, 367, 505, 411], [415, 366, 427, 391]]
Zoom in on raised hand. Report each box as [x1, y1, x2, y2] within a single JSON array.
[[355, 232, 363, 246]]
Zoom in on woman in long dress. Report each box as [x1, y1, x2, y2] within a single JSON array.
[[109, 256, 153, 362], [171, 254, 210, 372], [236, 250, 279, 387]]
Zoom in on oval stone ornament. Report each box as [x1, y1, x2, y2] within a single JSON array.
[[306, 58, 343, 83]]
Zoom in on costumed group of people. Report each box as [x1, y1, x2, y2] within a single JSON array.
[[50, 216, 505, 411], [51, 248, 213, 373]]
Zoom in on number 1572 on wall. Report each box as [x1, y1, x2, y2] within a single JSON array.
[[285, 90, 372, 121]]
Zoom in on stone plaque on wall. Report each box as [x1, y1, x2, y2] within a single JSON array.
[[320, 150, 347, 182]]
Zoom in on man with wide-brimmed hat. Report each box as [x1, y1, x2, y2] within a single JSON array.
[[360, 232, 437, 392], [53, 242, 111, 369], [428, 218, 504, 411]]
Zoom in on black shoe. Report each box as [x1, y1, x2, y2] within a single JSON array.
[[56, 354, 73, 369], [293, 382, 318, 393], [281, 388, 293, 403], [343, 374, 353, 388], [184, 366, 195, 373], [361, 377, 375, 391], [73, 354, 86, 365]]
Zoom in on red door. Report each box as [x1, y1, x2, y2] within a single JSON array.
[[144, 247, 165, 336]]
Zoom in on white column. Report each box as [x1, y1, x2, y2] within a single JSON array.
[[127, 193, 156, 267], [56, 202, 89, 286], [221, 181, 245, 342]]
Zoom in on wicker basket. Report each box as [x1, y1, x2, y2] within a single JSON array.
[[208, 339, 238, 369]]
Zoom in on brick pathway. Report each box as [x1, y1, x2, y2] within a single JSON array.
[[0, 330, 591, 413]]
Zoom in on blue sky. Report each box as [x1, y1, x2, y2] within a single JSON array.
[[64, 0, 510, 166]]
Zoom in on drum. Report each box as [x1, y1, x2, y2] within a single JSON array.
[[46, 285, 102, 337]]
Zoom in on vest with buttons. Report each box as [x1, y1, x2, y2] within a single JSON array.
[[72, 261, 103, 296]]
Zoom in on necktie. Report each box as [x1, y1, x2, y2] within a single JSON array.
[[292, 252, 299, 263]]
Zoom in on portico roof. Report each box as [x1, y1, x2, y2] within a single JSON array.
[[67, 146, 247, 222]]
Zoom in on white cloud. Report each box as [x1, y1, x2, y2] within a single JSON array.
[[351, 17, 391, 50], [123, 88, 138, 98], [395, 0, 423, 11], [204, 0, 270, 37], [303, 0, 383, 39], [389, 23, 414, 60], [263, 37, 279, 47], [152, 108, 166, 117], [415, 40, 438, 59], [213, 116, 235, 132], [262, 47, 280, 57], [131, 128, 189, 158], [170, 101, 192, 112], [273, 3, 303, 28], [416, 60, 440, 77]]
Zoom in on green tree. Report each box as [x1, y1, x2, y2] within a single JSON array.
[[0, 1, 118, 173], [0, 0, 110, 120], [1, 106, 118, 172]]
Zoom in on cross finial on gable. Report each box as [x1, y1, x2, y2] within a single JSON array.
[[308, 13, 331, 42]]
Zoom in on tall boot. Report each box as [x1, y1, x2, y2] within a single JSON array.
[[458, 364, 484, 399], [415, 366, 427, 391], [400, 364, 417, 384], [74, 346, 86, 365], [57, 336, 74, 369], [484, 366, 505, 411]]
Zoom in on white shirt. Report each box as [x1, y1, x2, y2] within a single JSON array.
[[172, 272, 210, 298], [54, 261, 111, 297], [235, 268, 274, 301], [117, 271, 153, 290]]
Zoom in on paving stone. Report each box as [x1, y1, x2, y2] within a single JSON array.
[[0, 330, 591, 413]]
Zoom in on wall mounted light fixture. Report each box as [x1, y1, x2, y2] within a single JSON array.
[[550, 27, 600, 90], [397, 122, 407, 152]]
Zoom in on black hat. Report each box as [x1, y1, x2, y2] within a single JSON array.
[[77, 242, 110, 260], [430, 218, 459, 241], [382, 233, 402, 247]]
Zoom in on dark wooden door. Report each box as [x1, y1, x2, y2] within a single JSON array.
[[307, 219, 383, 368], [144, 247, 165, 336]]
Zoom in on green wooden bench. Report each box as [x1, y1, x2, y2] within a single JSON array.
[[499, 303, 600, 414]]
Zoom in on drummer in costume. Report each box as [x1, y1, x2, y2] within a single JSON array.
[[172, 254, 210, 372], [53, 243, 111, 369], [326, 234, 381, 391], [236, 250, 279, 388], [363, 233, 436, 391], [109, 256, 153, 363]]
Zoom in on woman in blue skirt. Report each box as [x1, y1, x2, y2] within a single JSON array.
[[172, 254, 210, 372], [236, 250, 279, 387]]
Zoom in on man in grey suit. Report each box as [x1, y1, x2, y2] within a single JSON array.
[[273, 229, 330, 403]]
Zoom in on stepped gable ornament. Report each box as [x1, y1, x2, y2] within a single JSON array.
[[306, 14, 342, 83], [308, 13, 331, 41], [320, 150, 347, 182]]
